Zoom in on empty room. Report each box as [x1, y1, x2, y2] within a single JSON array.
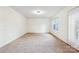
[[0, 6, 79, 53]]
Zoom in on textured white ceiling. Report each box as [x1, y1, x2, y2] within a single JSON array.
[[10, 6, 65, 18]]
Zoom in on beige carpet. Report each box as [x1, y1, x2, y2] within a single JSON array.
[[0, 33, 78, 53]]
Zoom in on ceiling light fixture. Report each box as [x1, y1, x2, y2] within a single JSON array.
[[32, 10, 45, 15]]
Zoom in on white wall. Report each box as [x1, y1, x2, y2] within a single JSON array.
[[50, 7, 76, 45], [50, 6, 79, 50], [68, 7, 79, 50], [27, 18, 50, 33], [0, 7, 28, 48]]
